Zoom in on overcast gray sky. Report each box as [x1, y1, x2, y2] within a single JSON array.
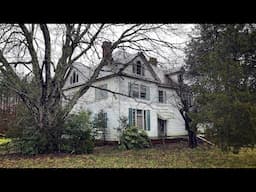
[[13, 24, 195, 74]]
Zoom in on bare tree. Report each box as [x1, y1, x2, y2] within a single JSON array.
[[174, 68, 197, 148], [0, 24, 187, 151]]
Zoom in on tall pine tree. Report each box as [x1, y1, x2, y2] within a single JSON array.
[[185, 24, 256, 153]]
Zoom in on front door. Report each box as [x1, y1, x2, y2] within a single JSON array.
[[158, 118, 167, 137]]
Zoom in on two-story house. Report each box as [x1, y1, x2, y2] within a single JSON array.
[[63, 41, 187, 142]]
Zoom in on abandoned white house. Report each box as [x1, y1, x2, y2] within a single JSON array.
[[63, 42, 189, 141]]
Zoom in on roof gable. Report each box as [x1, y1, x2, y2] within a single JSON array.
[[113, 51, 161, 82]]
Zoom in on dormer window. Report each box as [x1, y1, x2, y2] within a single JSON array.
[[70, 71, 79, 85], [133, 61, 144, 76], [178, 74, 183, 83]]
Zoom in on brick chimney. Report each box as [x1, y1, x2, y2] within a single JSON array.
[[102, 41, 113, 62], [148, 57, 157, 66]]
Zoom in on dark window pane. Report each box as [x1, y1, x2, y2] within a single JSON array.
[[140, 85, 147, 99], [136, 63, 141, 75], [159, 90, 163, 103], [136, 109, 143, 129], [132, 109, 136, 126], [73, 72, 76, 84], [76, 73, 79, 83]]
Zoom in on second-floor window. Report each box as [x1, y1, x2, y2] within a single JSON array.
[[70, 71, 79, 84], [129, 82, 150, 100], [132, 61, 144, 76], [95, 84, 108, 101], [159, 90, 167, 103]]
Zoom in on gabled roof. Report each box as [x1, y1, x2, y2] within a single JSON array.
[[112, 50, 138, 64], [164, 66, 185, 75], [64, 51, 182, 91], [65, 62, 92, 80], [72, 62, 92, 72], [112, 51, 161, 82]]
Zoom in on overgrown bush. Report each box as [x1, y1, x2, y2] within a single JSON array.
[[6, 106, 94, 155], [6, 103, 34, 138], [119, 126, 151, 150], [60, 111, 94, 154], [5, 104, 42, 155]]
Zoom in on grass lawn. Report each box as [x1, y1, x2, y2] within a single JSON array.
[[0, 138, 11, 145], [1, 141, 256, 168]]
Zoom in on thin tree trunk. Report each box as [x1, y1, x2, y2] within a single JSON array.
[[179, 109, 197, 148]]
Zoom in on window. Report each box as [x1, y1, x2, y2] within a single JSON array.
[[95, 84, 108, 101], [95, 111, 108, 129], [133, 61, 144, 76], [132, 109, 136, 126], [129, 82, 150, 100], [159, 90, 166, 103], [131, 84, 139, 98], [128, 108, 150, 131], [178, 74, 183, 83], [140, 85, 147, 99], [100, 112, 108, 129], [136, 110, 143, 129], [70, 71, 79, 84]]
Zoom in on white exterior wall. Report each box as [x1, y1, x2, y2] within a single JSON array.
[[62, 56, 187, 141], [63, 77, 122, 141], [63, 75, 187, 141], [117, 76, 187, 138]]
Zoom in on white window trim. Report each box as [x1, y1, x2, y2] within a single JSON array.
[[131, 109, 148, 130], [129, 82, 150, 100], [133, 61, 145, 76], [158, 89, 167, 103]]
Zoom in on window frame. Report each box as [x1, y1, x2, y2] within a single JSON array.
[[70, 71, 79, 85], [129, 82, 150, 100], [131, 83, 140, 98], [158, 89, 167, 103], [129, 108, 150, 131], [133, 61, 145, 76], [140, 85, 147, 99]]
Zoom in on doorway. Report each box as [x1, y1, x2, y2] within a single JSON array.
[[158, 118, 167, 137]]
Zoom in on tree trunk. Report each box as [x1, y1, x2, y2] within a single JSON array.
[[32, 100, 65, 153], [188, 130, 197, 148], [179, 109, 197, 148]]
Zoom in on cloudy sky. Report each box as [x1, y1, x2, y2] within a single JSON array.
[[12, 24, 196, 74]]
